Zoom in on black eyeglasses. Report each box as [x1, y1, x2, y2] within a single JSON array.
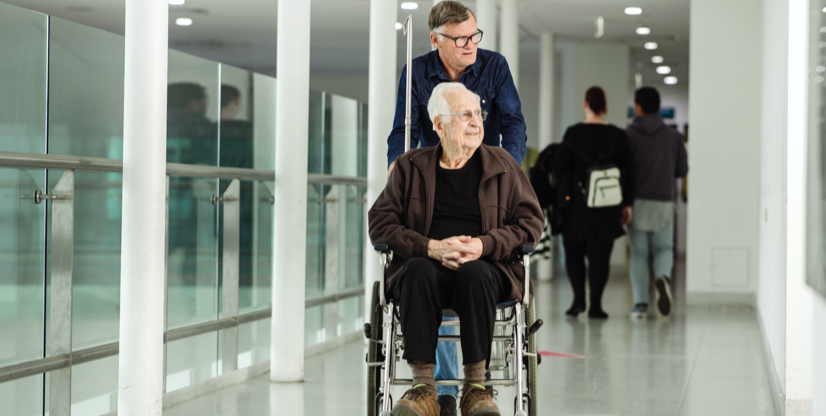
[[436, 30, 483, 48]]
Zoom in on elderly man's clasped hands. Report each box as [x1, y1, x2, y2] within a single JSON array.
[[427, 236, 483, 270]]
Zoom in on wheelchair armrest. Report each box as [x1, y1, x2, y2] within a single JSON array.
[[373, 244, 390, 253], [520, 245, 536, 255]]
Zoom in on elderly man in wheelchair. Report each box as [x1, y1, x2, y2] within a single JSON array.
[[367, 82, 544, 416]]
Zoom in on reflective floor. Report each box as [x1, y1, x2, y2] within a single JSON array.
[[164, 263, 776, 416]]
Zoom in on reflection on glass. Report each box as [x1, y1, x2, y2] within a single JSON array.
[[308, 90, 329, 174], [241, 181, 273, 313], [0, 168, 46, 416], [167, 50, 219, 166], [167, 177, 218, 328], [48, 18, 124, 159], [0, 2, 47, 154], [166, 332, 218, 392], [238, 319, 271, 369], [70, 355, 118, 415], [0, 9, 49, 414]]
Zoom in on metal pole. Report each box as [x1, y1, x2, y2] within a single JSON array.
[[271, 0, 310, 382], [364, 0, 397, 329], [537, 32, 555, 282], [118, 0, 168, 414], [220, 179, 241, 374], [404, 15, 413, 154], [48, 171, 74, 416]]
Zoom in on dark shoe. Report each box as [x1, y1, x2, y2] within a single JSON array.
[[438, 395, 457, 416], [654, 276, 673, 316], [565, 303, 586, 317], [459, 385, 500, 416], [588, 308, 608, 319], [392, 384, 439, 416]]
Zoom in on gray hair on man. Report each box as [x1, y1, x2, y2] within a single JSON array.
[[427, 82, 481, 126]]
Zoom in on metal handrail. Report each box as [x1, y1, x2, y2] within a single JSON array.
[[0, 151, 368, 186], [0, 149, 368, 386]]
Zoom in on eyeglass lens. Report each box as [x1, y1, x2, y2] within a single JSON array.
[[455, 32, 483, 47]]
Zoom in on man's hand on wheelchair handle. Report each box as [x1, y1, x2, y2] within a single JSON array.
[[428, 236, 483, 271]]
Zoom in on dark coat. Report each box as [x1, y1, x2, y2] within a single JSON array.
[[550, 123, 635, 241], [625, 114, 689, 201], [368, 144, 545, 302]]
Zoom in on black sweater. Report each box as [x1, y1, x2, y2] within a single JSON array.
[[550, 123, 635, 241]]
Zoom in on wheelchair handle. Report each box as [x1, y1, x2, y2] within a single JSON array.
[[374, 244, 390, 252], [521, 245, 535, 305]]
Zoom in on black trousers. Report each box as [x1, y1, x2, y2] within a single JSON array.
[[391, 257, 509, 366], [563, 236, 615, 309]]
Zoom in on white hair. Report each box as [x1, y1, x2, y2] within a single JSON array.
[[427, 82, 480, 127]]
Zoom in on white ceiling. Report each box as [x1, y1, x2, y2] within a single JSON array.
[[3, 0, 690, 85]]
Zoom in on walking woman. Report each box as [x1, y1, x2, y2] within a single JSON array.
[[550, 86, 635, 318]]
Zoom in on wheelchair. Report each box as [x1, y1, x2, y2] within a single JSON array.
[[364, 244, 542, 416]]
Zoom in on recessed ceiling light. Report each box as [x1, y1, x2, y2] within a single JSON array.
[[652, 56, 664, 64], [401, 2, 418, 10], [821, 27, 826, 33], [636, 27, 651, 35], [664, 76, 678, 85], [817, 76, 825, 83], [822, 6, 826, 12], [625, 7, 642, 15], [169, 0, 185, 4], [175, 18, 193, 26], [395, 22, 403, 30], [656, 66, 671, 74], [644, 42, 658, 50], [818, 66, 826, 73]]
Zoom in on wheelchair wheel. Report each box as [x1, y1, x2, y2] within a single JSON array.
[[367, 281, 384, 416], [526, 302, 538, 416]]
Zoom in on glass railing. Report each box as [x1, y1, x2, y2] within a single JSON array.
[[0, 2, 369, 415]]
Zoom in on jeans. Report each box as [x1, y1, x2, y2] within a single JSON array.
[[627, 223, 674, 304], [435, 324, 459, 398]]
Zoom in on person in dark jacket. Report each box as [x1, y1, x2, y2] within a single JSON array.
[[550, 86, 635, 319], [369, 83, 544, 416], [625, 87, 688, 319]]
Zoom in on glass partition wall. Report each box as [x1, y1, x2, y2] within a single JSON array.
[[0, 2, 368, 415]]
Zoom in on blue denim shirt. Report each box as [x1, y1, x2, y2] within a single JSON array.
[[386, 49, 527, 167]]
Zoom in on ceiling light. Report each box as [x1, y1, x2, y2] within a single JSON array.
[[401, 2, 418, 10], [169, 0, 185, 4], [817, 76, 825, 83], [822, 6, 826, 12], [656, 66, 671, 74], [664, 76, 678, 85], [644, 42, 658, 50], [395, 22, 403, 30], [652, 56, 664, 64], [636, 27, 651, 35], [625, 7, 642, 15], [821, 27, 826, 33], [175, 18, 193, 26], [818, 66, 826, 73]]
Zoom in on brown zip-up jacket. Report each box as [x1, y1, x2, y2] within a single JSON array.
[[368, 144, 545, 302]]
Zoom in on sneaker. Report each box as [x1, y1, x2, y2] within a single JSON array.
[[392, 384, 440, 416], [654, 276, 673, 316], [459, 384, 500, 416], [438, 395, 457, 416], [630, 303, 648, 319]]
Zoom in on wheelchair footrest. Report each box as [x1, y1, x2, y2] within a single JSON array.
[[392, 378, 515, 387]]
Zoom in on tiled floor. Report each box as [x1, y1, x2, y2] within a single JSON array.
[[164, 266, 776, 416]]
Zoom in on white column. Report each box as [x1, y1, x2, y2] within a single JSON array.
[[117, 0, 167, 415], [271, 0, 310, 382], [500, 0, 519, 89], [475, 0, 498, 52], [331, 95, 359, 177], [536, 31, 554, 281], [364, 0, 398, 323]]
